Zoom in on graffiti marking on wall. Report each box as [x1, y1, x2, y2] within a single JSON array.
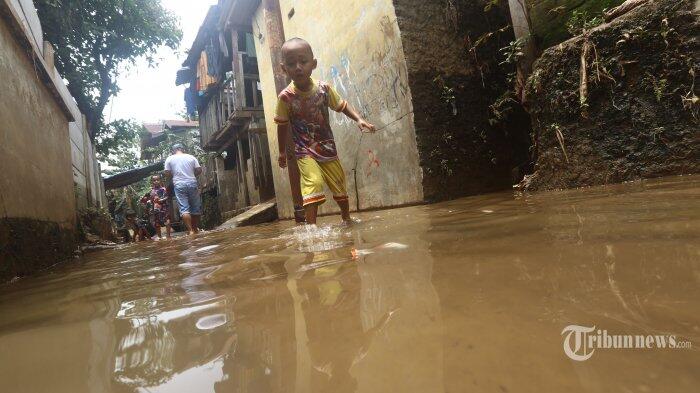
[[365, 149, 381, 177], [326, 14, 410, 129]]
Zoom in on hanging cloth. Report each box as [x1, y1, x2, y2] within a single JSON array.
[[184, 87, 197, 116], [206, 37, 223, 78], [198, 51, 216, 92], [219, 32, 229, 58]]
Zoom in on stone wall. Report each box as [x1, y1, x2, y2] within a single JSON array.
[[0, 3, 77, 281], [393, 0, 532, 201], [253, 0, 424, 219], [524, 0, 699, 190]]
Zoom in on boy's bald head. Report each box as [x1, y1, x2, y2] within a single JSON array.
[[281, 37, 314, 58], [280, 37, 317, 86]]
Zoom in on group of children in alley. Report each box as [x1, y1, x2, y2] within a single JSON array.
[[122, 37, 374, 241], [120, 143, 203, 242], [118, 175, 172, 242]]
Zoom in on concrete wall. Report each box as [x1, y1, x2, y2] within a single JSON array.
[[253, 0, 423, 219], [8, 0, 42, 51], [0, 3, 77, 280], [392, 0, 531, 201], [54, 68, 107, 210]]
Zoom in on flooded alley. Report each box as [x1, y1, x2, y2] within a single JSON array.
[[1, 175, 698, 392]]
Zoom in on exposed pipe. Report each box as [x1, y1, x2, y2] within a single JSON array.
[[262, 0, 304, 216]]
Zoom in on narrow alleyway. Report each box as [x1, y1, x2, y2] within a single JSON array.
[[0, 175, 698, 392]]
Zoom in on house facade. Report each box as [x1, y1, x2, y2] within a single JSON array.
[[178, 4, 275, 221]]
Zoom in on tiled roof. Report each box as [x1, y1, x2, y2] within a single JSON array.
[[143, 123, 164, 136], [163, 120, 200, 129]]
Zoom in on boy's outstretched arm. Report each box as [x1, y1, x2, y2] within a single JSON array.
[[342, 104, 376, 133], [277, 123, 289, 168]]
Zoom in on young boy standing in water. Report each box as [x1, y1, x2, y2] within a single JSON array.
[[275, 38, 376, 225]]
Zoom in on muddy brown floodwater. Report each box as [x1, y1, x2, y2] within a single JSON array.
[[1, 176, 699, 393]]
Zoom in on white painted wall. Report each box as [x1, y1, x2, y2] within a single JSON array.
[[8, 0, 42, 53], [9, 0, 107, 210]]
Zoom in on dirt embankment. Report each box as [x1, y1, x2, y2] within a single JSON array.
[[523, 0, 699, 190]]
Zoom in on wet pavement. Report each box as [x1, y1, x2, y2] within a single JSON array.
[[0, 175, 698, 393]]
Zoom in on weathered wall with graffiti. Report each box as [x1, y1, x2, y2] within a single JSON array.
[[253, 0, 423, 219]]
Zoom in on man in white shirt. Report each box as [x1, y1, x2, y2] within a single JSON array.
[[164, 144, 203, 235]]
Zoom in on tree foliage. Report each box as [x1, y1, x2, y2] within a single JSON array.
[[100, 118, 209, 177], [143, 129, 208, 166], [98, 119, 145, 175], [35, 0, 182, 143]]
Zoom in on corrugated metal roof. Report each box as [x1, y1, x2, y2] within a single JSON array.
[[103, 161, 165, 190]]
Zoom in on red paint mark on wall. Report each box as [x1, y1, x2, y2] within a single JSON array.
[[365, 149, 381, 176]]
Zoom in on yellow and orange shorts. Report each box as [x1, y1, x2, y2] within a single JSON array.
[[297, 157, 349, 206]]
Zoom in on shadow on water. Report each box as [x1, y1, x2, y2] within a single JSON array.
[[0, 175, 698, 392]]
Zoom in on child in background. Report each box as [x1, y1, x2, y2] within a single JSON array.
[[275, 37, 376, 225], [141, 175, 172, 239], [124, 210, 149, 242]]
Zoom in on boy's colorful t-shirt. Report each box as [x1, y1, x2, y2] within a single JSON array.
[[274, 79, 347, 162], [151, 187, 168, 202], [142, 187, 169, 210]]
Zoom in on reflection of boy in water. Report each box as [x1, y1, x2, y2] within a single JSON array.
[[295, 249, 364, 392]]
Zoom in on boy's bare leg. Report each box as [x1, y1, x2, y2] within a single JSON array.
[[166, 221, 172, 239], [305, 203, 319, 225], [336, 199, 351, 222], [192, 215, 201, 233], [287, 145, 305, 224], [182, 213, 194, 235], [155, 225, 162, 239]]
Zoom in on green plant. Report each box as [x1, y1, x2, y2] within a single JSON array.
[[644, 73, 669, 103], [433, 76, 458, 115], [567, 10, 604, 36], [654, 79, 668, 102], [488, 38, 525, 125], [499, 37, 525, 67], [483, 0, 500, 12], [489, 90, 518, 125]]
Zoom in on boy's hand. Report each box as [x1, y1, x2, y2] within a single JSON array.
[[357, 119, 376, 133], [278, 153, 287, 168]]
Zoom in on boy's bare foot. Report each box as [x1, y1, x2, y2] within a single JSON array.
[[341, 217, 361, 227], [293, 205, 306, 223]]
